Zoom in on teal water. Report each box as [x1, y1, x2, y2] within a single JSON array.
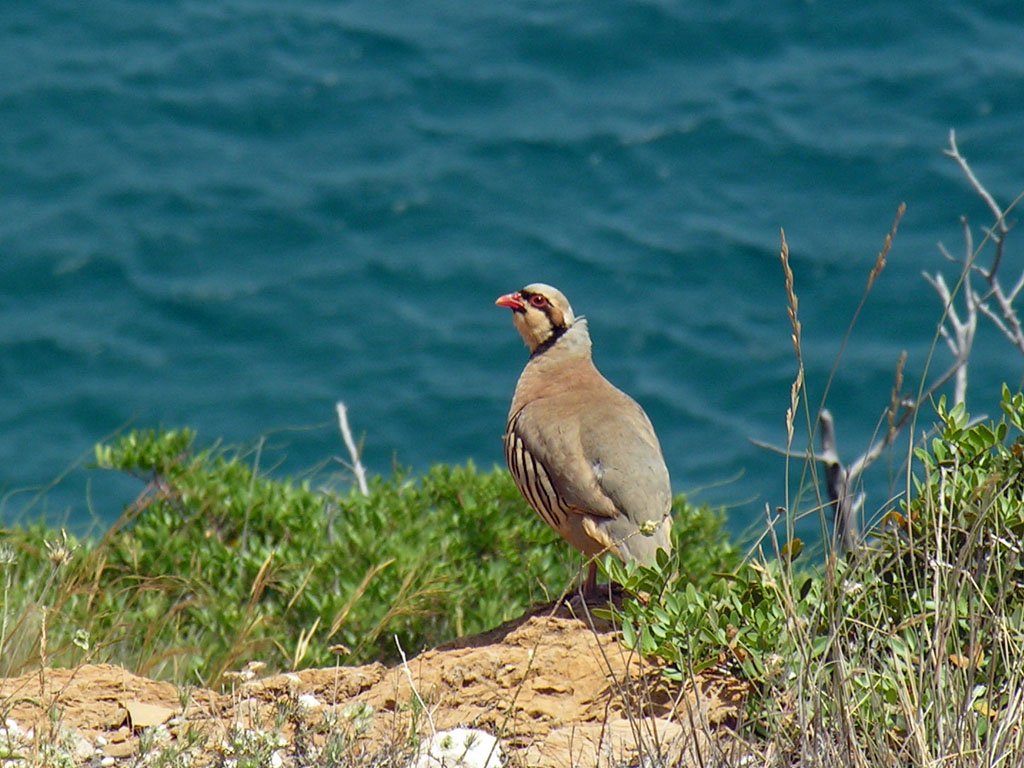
[[2, 1, 1023, 541]]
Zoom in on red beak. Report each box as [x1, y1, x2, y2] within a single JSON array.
[[495, 292, 525, 311]]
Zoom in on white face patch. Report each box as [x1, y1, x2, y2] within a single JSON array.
[[591, 460, 604, 480]]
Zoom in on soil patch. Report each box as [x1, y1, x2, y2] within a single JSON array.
[[0, 602, 751, 766]]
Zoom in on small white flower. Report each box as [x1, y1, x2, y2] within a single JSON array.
[[45, 529, 74, 566], [410, 728, 503, 768], [0, 718, 32, 749], [0, 544, 16, 566], [296, 693, 322, 713], [2, 719, 23, 737]]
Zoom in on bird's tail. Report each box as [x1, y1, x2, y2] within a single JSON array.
[[614, 515, 673, 567]]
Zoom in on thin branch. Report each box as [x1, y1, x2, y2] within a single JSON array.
[[754, 354, 966, 492], [847, 356, 964, 480], [748, 437, 832, 465], [924, 272, 974, 405], [819, 409, 858, 551], [976, 301, 1014, 339], [937, 242, 959, 265], [335, 401, 369, 495], [1008, 270, 1024, 304], [944, 129, 1008, 258], [944, 130, 1024, 355], [759, 133, 1021, 548], [983, 287, 1024, 355]]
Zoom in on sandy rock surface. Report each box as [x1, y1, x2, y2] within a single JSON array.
[[0, 603, 749, 766]]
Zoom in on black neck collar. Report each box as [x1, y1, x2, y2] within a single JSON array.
[[530, 324, 568, 359]]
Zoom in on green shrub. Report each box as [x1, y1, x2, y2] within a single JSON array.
[[2, 429, 733, 687], [612, 386, 1024, 764], [89, 429, 573, 682]]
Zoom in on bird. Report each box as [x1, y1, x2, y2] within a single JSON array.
[[495, 283, 673, 596]]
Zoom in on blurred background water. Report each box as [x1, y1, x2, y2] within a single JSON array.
[[2, 0, 1023, 542]]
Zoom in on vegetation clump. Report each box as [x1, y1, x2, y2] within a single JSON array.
[[1, 429, 735, 685], [3, 389, 1022, 765], [611, 386, 1024, 765]]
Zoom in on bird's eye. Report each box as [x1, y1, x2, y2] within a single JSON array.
[[529, 294, 548, 309]]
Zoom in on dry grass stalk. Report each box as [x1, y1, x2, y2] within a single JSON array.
[[866, 202, 905, 292]]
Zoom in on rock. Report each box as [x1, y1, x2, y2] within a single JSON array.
[[0, 603, 750, 766]]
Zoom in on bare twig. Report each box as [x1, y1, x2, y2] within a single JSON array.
[[762, 136, 1021, 548], [944, 130, 1008, 248], [846, 356, 963, 481], [753, 350, 958, 545], [819, 410, 859, 551], [921, 266, 974, 405], [335, 401, 369, 495], [747, 438, 830, 465], [940, 130, 1024, 357], [838, 135, 1020, 517]]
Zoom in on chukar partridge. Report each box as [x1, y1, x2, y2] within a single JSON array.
[[496, 283, 673, 595]]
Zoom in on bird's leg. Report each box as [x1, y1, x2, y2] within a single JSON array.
[[583, 561, 599, 598]]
